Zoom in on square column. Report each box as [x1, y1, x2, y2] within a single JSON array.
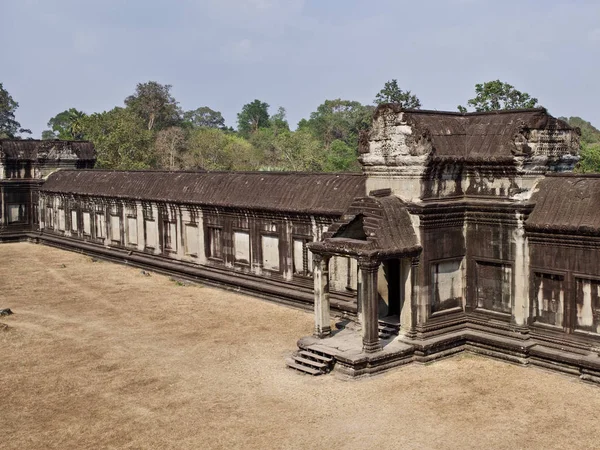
[[358, 257, 382, 353], [313, 254, 331, 338], [398, 256, 420, 338]]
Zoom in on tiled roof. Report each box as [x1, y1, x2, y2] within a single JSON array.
[[526, 174, 600, 235], [41, 170, 366, 215]]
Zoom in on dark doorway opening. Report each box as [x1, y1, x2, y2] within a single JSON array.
[[378, 259, 401, 320]]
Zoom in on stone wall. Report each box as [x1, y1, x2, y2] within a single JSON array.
[[38, 192, 359, 310]]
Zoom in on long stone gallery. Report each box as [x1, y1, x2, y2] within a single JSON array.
[[2, 105, 599, 381]]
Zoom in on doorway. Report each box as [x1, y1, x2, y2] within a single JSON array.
[[378, 259, 401, 320]]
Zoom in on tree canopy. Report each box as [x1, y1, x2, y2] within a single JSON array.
[[79, 107, 155, 169], [183, 107, 225, 129], [561, 116, 600, 173], [458, 80, 539, 112], [43, 108, 87, 140], [237, 100, 270, 136], [124, 81, 182, 131], [374, 79, 421, 109], [23, 77, 600, 174], [0, 83, 31, 138], [299, 99, 372, 151]]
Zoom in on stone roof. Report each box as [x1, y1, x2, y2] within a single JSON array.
[[526, 174, 600, 235], [366, 106, 577, 162], [308, 190, 421, 260], [0, 139, 96, 161], [41, 170, 366, 215]]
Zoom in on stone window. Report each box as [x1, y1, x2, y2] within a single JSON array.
[[110, 215, 121, 244], [261, 235, 280, 271], [234, 231, 250, 264], [162, 220, 177, 252], [431, 259, 463, 313], [95, 213, 105, 240], [71, 210, 78, 232], [57, 208, 65, 231], [532, 272, 565, 328], [575, 277, 600, 334], [83, 211, 91, 235], [144, 219, 157, 249], [293, 238, 312, 276], [475, 261, 512, 314], [127, 217, 137, 246], [184, 224, 198, 257], [8, 204, 25, 224], [45, 205, 54, 229], [206, 227, 222, 259]]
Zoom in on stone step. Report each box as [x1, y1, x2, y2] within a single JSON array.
[[293, 355, 328, 370], [298, 350, 333, 364], [378, 325, 399, 335], [286, 358, 321, 375]]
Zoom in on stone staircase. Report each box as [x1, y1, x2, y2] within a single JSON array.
[[286, 348, 335, 376], [378, 319, 400, 339]]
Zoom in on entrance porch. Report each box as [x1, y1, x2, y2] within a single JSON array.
[[301, 190, 423, 364]]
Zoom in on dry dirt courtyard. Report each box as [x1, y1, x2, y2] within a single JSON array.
[[1, 243, 600, 449]]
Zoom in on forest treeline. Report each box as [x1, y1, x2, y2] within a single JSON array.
[[1, 79, 599, 172]]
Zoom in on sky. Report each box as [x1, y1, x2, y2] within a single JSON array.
[[2, 0, 600, 137]]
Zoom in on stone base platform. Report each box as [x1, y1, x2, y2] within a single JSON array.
[[296, 325, 600, 383]]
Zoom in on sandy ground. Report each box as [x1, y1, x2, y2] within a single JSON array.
[[1, 243, 600, 450]]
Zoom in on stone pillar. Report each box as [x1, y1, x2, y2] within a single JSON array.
[[358, 257, 381, 353], [313, 253, 331, 338], [399, 257, 416, 337], [513, 214, 530, 327]]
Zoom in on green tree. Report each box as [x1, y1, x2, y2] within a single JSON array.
[[300, 99, 372, 150], [248, 128, 278, 166], [42, 108, 87, 140], [459, 80, 539, 112], [79, 107, 155, 169], [182, 107, 225, 129], [321, 139, 360, 172], [124, 81, 182, 131], [41, 130, 57, 140], [578, 143, 600, 173], [248, 127, 320, 171], [269, 106, 289, 135], [561, 117, 600, 146], [271, 129, 322, 171], [0, 82, 31, 138], [374, 79, 421, 108], [237, 100, 270, 136], [185, 127, 261, 170], [562, 117, 600, 173]]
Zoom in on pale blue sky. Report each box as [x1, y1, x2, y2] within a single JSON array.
[[2, 0, 599, 137]]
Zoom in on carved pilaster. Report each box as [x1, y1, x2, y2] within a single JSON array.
[[358, 257, 381, 353], [313, 253, 331, 338], [399, 257, 417, 339]]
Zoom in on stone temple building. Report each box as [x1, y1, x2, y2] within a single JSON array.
[[2, 106, 600, 382]]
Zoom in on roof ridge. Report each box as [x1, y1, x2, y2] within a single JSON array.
[[52, 169, 365, 176], [374, 104, 547, 117]]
